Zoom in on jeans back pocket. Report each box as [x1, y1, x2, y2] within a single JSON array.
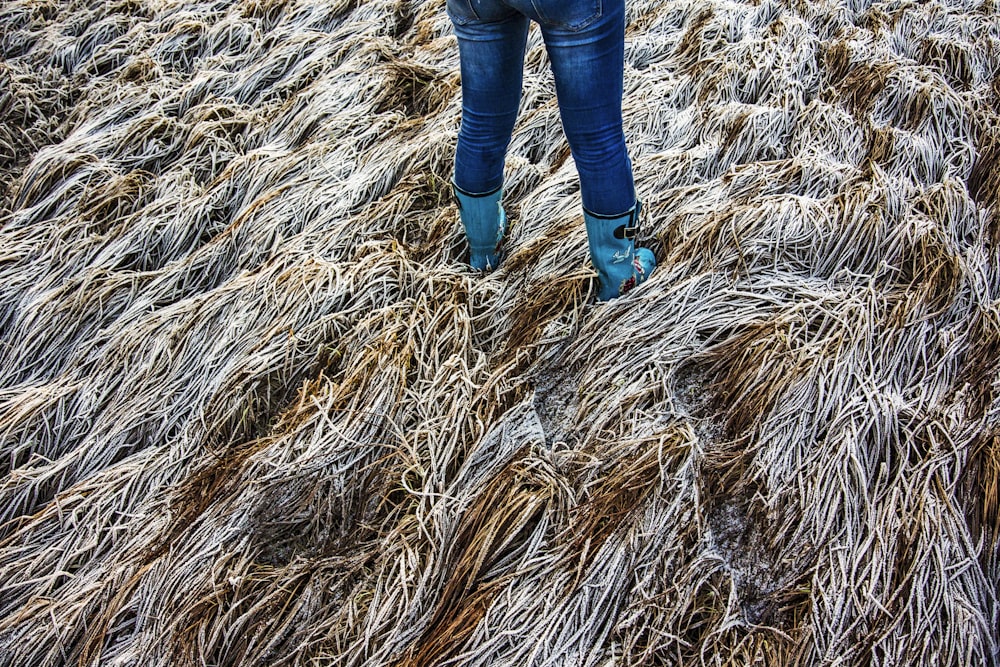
[[446, 0, 480, 25], [531, 0, 602, 30]]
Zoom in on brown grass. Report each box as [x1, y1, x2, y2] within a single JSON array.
[[0, 0, 997, 665]]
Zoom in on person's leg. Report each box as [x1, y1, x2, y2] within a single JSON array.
[[537, 0, 655, 298], [447, 4, 528, 269], [450, 6, 529, 195], [538, 0, 634, 216]]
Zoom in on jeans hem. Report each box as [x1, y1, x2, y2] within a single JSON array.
[[582, 200, 638, 220], [453, 180, 504, 198]]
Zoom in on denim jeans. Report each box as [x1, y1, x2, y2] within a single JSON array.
[[447, 0, 636, 216]]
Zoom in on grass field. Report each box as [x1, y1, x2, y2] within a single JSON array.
[[1, 0, 998, 664]]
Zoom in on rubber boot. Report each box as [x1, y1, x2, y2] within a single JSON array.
[[584, 200, 656, 300], [453, 182, 507, 271]]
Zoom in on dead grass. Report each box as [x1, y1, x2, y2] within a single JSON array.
[[0, 0, 997, 665]]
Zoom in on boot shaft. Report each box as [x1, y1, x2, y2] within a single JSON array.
[[584, 201, 655, 300], [454, 182, 507, 271]]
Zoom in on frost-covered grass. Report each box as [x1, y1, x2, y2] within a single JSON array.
[[0, 0, 997, 665]]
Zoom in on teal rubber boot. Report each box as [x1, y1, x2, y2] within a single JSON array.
[[453, 182, 507, 271], [584, 201, 656, 300]]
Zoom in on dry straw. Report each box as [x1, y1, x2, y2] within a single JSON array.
[[0, 0, 997, 665]]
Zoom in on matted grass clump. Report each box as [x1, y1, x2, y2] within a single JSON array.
[[0, 0, 997, 665]]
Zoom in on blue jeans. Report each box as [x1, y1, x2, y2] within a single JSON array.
[[447, 0, 636, 216]]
